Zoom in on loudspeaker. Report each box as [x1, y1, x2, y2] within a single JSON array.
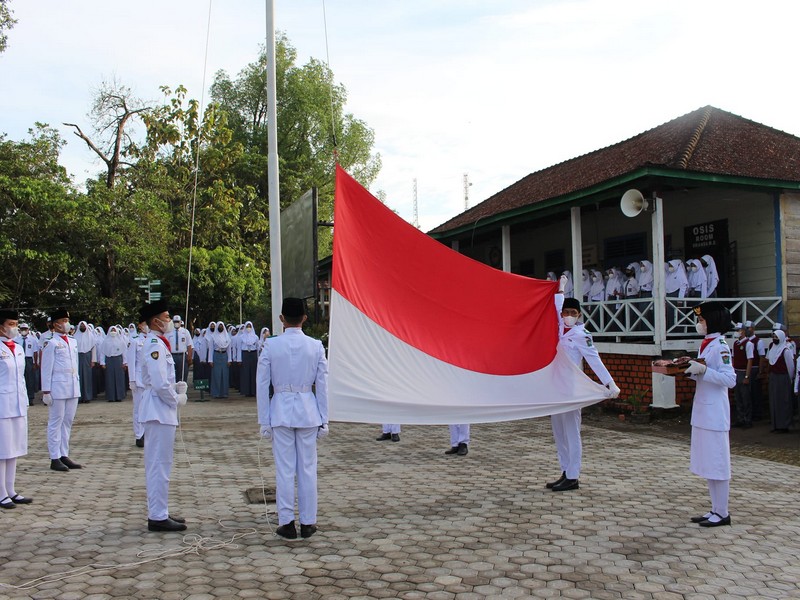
[[620, 189, 648, 217]]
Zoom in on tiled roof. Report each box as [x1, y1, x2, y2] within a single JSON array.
[[431, 106, 800, 234]]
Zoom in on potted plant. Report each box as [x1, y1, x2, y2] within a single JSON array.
[[626, 389, 650, 424]]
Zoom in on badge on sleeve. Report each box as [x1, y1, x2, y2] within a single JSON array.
[[585, 335, 593, 347], [151, 351, 159, 360], [722, 353, 731, 364]]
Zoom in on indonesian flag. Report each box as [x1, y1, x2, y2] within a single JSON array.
[[329, 166, 610, 424]]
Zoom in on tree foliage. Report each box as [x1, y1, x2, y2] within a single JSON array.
[[0, 0, 16, 53], [0, 32, 380, 330]]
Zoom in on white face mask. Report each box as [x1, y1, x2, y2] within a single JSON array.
[[640, 266, 646, 272], [668, 265, 675, 272], [4, 326, 19, 339], [160, 319, 175, 334], [58, 321, 71, 333], [563, 316, 578, 327], [110, 330, 119, 337], [695, 321, 707, 336]]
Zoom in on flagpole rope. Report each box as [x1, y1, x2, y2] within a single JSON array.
[[321, 0, 339, 163]]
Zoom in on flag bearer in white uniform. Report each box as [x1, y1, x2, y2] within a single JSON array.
[[685, 301, 736, 527], [0, 309, 33, 509], [126, 318, 149, 448], [548, 276, 620, 492], [40, 308, 83, 472], [257, 298, 329, 540], [139, 300, 188, 532]]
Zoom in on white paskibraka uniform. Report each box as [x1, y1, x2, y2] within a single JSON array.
[[139, 334, 179, 521], [257, 328, 328, 527], [552, 295, 613, 480], [40, 334, 80, 459]]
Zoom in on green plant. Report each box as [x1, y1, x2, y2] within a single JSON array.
[[627, 389, 648, 414]]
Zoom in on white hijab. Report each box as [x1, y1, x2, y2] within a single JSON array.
[[238, 321, 259, 346], [639, 260, 654, 289], [686, 259, 706, 293], [213, 321, 230, 350], [768, 330, 787, 365], [103, 326, 127, 356], [605, 267, 624, 297], [545, 271, 557, 282], [581, 270, 591, 297], [74, 321, 96, 353], [665, 259, 689, 293], [561, 270, 574, 297], [702, 254, 720, 296], [589, 269, 605, 299]]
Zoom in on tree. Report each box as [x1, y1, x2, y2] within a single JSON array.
[[0, 0, 16, 54], [210, 34, 381, 256], [65, 80, 148, 188]]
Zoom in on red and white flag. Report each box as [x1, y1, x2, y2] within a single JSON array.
[[329, 166, 609, 424]]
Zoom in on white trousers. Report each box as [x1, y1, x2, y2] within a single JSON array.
[[551, 409, 582, 479], [382, 424, 401, 434], [132, 386, 145, 439], [143, 421, 176, 521], [449, 424, 470, 446], [47, 398, 78, 459], [272, 426, 318, 526]]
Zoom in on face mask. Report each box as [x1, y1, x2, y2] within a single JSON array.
[[563, 316, 578, 327], [668, 266, 675, 272], [59, 322, 71, 333], [695, 322, 707, 336], [4, 326, 19, 339], [161, 319, 175, 334], [110, 330, 119, 337], [140, 325, 150, 334], [20, 330, 28, 337], [737, 330, 745, 338], [246, 327, 252, 331], [640, 266, 646, 272]]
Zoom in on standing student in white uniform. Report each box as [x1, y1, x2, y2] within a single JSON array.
[[548, 276, 620, 491], [138, 300, 188, 532], [257, 298, 329, 540], [685, 301, 736, 527], [40, 308, 83, 472], [126, 318, 149, 448], [169, 316, 193, 384], [0, 309, 33, 508]]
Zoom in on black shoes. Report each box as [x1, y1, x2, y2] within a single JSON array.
[[546, 472, 567, 489], [9, 494, 32, 504], [148, 517, 187, 532], [698, 512, 731, 527], [169, 515, 186, 523], [135, 436, 145, 448], [300, 524, 317, 538], [376, 433, 392, 441], [60, 456, 82, 469], [456, 442, 468, 456], [551, 478, 579, 492], [0, 497, 15, 509], [50, 459, 69, 472], [444, 446, 459, 455], [276, 521, 298, 539], [690, 513, 712, 523], [391, 434, 400, 442]]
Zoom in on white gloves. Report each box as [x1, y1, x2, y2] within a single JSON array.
[[175, 381, 188, 395], [42, 392, 52, 406], [317, 424, 329, 439], [607, 382, 621, 398], [558, 274, 568, 293], [685, 360, 707, 376], [260, 425, 272, 440], [176, 393, 188, 406]]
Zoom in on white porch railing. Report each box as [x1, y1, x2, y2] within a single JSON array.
[[582, 296, 782, 341]]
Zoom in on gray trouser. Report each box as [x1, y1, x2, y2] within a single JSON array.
[[733, 370, 751, 425]]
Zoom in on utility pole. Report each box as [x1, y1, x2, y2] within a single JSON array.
[[413, 178, 419, 229], [463, 173, 472, 210]]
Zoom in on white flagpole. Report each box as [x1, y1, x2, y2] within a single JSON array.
[[266, 0, 283, 334]]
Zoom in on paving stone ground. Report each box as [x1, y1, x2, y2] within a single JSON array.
[[1, 393, 799, 599]]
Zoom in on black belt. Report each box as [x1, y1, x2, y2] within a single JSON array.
[[243, 350, 257, 354], [215, 350, 228, 353]]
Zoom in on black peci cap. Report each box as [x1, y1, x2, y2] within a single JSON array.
[[281, 297, 306, 318]]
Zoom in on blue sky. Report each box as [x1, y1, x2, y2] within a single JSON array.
[[2, 0, 800, 231]]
